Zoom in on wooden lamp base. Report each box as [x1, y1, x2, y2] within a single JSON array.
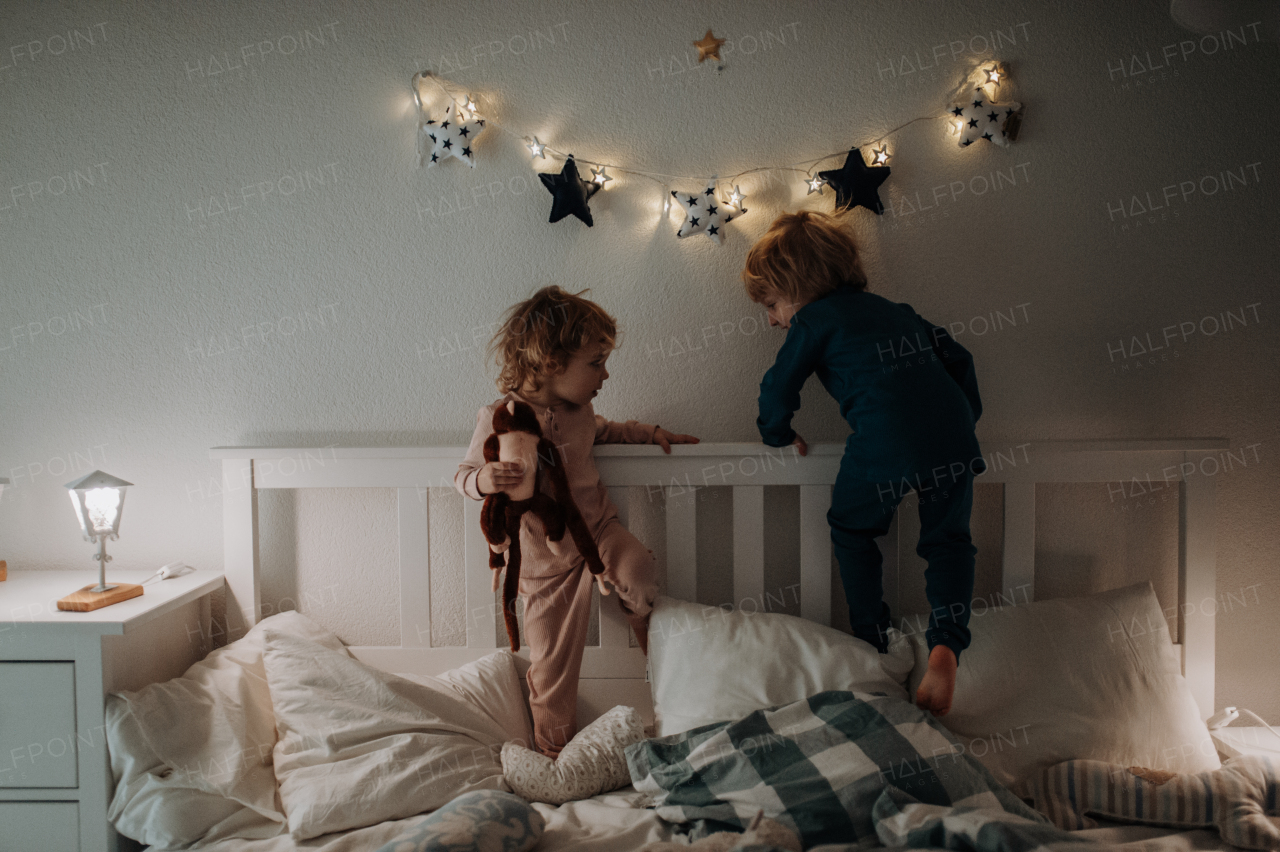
[[57, 582, 144, 612]]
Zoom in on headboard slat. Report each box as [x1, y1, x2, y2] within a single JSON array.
[[1001, 481, 1037, 600], [463, 499, 497, 648], [397, 488, 431, 647], [732, 486, 766, 609], [599, 487, 633, 648], [1180, 452, 1217, 720], [665, 487, 698, 602], [799, 485, 833, 626], [222, 457, 259, 639]]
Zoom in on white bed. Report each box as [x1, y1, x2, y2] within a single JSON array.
[[116, 438, 1235, 851]]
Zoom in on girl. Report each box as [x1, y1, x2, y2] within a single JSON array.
[[455, 285, 699, 756], [743, 211, 985, 717]]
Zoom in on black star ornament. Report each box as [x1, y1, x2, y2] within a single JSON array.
[[818, 148, 891, 215], [540, 156, 601, 226]]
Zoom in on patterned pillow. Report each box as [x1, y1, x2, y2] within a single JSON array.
[[502, 705, 645, 804], [627, 690, 1046, 848], [1023, 756, 1280, 851], [372, 790, 544, 852]]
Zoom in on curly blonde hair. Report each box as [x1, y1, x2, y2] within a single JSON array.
[[741, 209, 868, 306], [488, 286, 618, 394]]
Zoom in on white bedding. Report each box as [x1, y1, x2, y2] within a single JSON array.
[[184, 787, 674, 852], [171, 795, 1239, 852], [108, 602, 1238, 851]]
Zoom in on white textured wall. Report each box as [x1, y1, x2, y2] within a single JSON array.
[[2, 2, 1277, 714]]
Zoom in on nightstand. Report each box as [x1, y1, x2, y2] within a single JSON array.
[[1211, 726, 1280, 760], [0, 569, 224, 852]]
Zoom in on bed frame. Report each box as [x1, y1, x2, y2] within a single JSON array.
[[209, 439, 1225, 725]]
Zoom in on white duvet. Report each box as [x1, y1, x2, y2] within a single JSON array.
[[107, 613, 344, 847], [106, 612, 516, 849]]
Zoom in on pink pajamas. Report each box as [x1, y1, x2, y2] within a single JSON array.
[[455, 391, 659, 756]]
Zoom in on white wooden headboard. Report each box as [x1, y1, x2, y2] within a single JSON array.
[[209, 439, 1224, 723]]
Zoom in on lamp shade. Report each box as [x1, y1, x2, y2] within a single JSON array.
[[65, 470, 131, 541]]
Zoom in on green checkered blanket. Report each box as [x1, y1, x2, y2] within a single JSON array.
[[627, 690, 1057, 848]]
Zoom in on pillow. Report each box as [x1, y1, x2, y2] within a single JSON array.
[[1024, 756, 1280, 850], [908, 582, 1220, 786], [262, 627, 512, 840], [627, 690, 1047, 848], [372, 790, 545, 852], [502, 705, 645, 804], [395, 650, 534, 748], [105, 610, 346, 848], [647, 595, 914, 736]]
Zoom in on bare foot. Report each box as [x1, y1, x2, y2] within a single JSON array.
[[916, 645, 957, 717]]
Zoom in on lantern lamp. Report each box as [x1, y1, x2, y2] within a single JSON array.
[[60, 470, 143, 610]]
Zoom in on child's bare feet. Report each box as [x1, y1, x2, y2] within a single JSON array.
[[916, 645, 957, 717]]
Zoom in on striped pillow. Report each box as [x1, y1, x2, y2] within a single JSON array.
[[1024, 756, 1280, 850]]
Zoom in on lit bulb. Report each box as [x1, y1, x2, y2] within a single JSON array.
[[984, 65, 1002, 86], [527, 136, 547, 159], [460, 94, 480, 119], [590, 166, 612, 187], [411, 71, 427, 111], [84, 487, 120, 534], [806, 174, 825, 195], [870, 145, 890, 166], [727, 185, 745, 208]]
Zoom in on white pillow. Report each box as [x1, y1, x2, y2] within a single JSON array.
[[911, 581, 1220, 786], [262, 627, 512, 840], [395, 650, 534, 749], [647, 595, 913, 736], [501, 705, 644, 804], [106, 610, 345, 848]]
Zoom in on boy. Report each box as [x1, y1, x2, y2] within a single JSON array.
[[744, 211, 985, 716]]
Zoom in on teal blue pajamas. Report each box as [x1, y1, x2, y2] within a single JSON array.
[[757, 287, 984, 659]]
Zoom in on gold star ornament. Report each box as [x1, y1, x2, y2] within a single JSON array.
[[693, 30, 727, 63]]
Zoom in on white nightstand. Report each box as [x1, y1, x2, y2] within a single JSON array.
[[1212, 726, 1280, 760], [0, 569, 224, 852]]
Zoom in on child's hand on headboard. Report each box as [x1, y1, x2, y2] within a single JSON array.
[[653, 427, 700, 454]]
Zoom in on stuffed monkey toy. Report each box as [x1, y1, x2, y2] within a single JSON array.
[[480, 400, 607, 652]]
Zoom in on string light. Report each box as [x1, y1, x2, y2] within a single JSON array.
[[409, 69, 983, 211], [983, 63, 1005, 87]]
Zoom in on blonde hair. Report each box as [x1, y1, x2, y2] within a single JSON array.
[[489, 286, 618, 394], [741, 210, 868, 305]]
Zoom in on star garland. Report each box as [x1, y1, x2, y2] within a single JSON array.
[[410, 63, 1024, 242]]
